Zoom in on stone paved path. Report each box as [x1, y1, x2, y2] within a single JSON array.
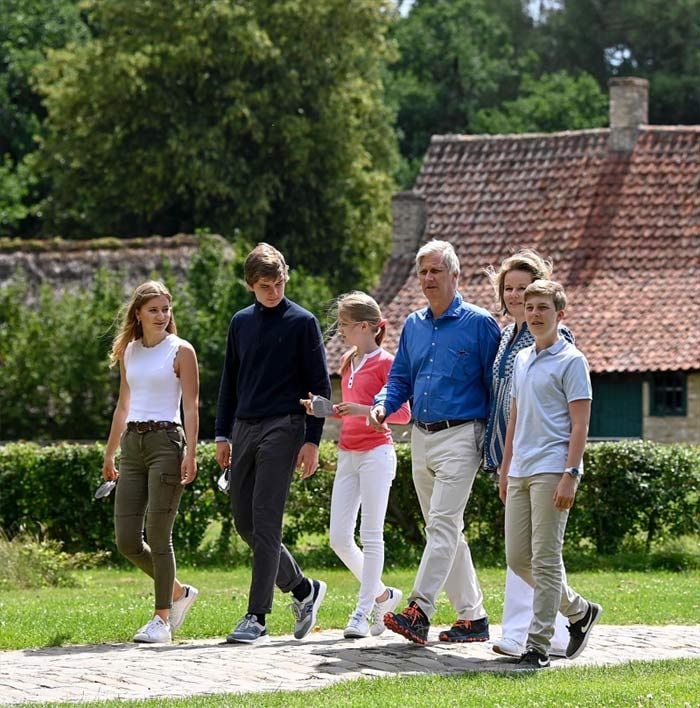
[[1, 624, 699, 704]]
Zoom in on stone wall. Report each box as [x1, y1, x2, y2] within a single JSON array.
[[643, 372, 700, 444], [0, 234, 231, 298]]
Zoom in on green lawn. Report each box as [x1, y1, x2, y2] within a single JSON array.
[[0, 566, 698, 650], [16, 660, 700, 708]]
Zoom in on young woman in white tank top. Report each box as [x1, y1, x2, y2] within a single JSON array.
[[102, 281, 200, 644]]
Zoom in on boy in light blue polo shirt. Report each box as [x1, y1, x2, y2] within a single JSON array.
[[499, 280, 602, 669]]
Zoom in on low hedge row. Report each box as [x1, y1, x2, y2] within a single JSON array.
[[0, 439, 698, 564]]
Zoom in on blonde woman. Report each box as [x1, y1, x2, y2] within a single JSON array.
[[485, 251, 571, 658], [103, 280, 199, 644]]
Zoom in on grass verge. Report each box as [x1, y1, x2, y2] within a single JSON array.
[[0, 566, 698, 650]]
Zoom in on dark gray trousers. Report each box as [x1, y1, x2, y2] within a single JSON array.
[[229, 414, 306, 615]]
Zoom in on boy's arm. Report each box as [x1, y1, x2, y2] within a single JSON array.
[[553, 398, 591, 511], [214, 319, 239, 468], [499, 398, 517, 505], [300, 316, 331, 446]]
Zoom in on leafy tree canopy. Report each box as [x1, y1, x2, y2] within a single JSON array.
[[471, 71, 608, 134], [35, 0, 399, 291]]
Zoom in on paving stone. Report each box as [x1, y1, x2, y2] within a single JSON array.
[[0, 624, 698, 704]]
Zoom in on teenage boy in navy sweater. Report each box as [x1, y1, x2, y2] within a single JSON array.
[[215, 243, 331, 643]]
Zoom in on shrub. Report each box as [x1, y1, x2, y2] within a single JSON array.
[[0, 235, 334, 442], [0, 531, 107, 590], [1, 439, 698, 566]]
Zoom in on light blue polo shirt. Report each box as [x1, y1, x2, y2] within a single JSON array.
[[510, 336, 592, 477]]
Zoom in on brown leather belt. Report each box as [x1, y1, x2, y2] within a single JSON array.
[[414, 419, 474, 433], [126, 420, 180, 434]]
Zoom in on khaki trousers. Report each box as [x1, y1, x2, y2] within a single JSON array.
[[409, 421, 486, 620], [114, 427, 185, 610], [505, 473, 588, 655]]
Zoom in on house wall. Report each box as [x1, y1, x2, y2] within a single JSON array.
[[643, 372, 700, 444]]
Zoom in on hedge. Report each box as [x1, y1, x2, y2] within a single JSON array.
[[0, 440, 698, 564]]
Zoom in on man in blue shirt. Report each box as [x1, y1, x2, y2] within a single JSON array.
[[214, 243, 331, 644], [370, 239, 500, 645]]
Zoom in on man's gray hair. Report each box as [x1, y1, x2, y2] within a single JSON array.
[[415, 240, 460, 276]]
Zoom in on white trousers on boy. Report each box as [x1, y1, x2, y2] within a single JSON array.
[[501, 567, 569, 655], [329, 444, 396, 618]]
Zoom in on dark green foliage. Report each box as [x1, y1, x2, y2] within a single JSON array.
[[0, 271, 122, 440], [33, 0, 397, 292], [0, 0, 89, 234], [570, 441, 700, 555], [471, 71, 608, 135], [0, 234, 333, 441], [1, 440, 698, 565]]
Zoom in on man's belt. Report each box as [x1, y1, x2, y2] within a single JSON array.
[[414, 419, 474, 433], [126, 420, 180, 433]]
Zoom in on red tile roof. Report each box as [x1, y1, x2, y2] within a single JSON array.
[[329, 127, 700, 374]]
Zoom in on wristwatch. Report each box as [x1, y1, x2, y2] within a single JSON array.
[[564, 466, 580, 478]]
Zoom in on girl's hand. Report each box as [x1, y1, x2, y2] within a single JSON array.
[[334, 402, 369, 417], [102, 457, 119, 482], [299, 393, 315, 416], [181, 453, 198, 486]]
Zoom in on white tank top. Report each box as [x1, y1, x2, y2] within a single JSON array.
[[124, 334, 184, 423]]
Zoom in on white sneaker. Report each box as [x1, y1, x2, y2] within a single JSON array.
[[170, 585, 199, 633], [133, 615, 171, 644], [370, 587, 403, 636], [344, 609, 370, 639], [492, 636, 524, 657]]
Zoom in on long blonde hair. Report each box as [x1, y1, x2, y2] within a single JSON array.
[[108, 281, 176, 367], [335, 291, 386, 375]]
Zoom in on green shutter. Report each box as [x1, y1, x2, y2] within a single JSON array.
[[589, 374, 642, 439]]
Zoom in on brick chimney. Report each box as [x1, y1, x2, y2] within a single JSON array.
[[390, 191, 426, 258], [608, 77, 649, 152]]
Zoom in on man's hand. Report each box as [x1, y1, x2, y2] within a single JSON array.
[[215, 440, 231, 470], [553, 474, 577, 511], [296, 442, 319, 479], [367, 404, 388, 432]]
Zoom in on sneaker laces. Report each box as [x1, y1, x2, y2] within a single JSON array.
[[452, 619, 473, 629], [240, 613, 260, 630], [403, 603, 425, 624], [142, 616, 167, 635]]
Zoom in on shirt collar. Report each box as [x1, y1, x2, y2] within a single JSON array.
[[254, 297, 290, 315], [528, 334, 567, 359], [420, 292, 463, 321]]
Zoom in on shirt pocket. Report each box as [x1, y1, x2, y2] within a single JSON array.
[[446, 346, 471, 380]]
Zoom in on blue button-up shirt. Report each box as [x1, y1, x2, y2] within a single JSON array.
[[375, 293, 500, 422]]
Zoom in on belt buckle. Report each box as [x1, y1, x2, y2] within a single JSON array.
[[136, 421, 151, 433]]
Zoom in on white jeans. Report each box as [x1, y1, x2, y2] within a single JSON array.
[[329, 445, 396, 617], [505, 473, 588, 655], [410, 422, 486, 620], [501, 567, 569, 654]]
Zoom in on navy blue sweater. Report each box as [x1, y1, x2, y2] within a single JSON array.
[[214, 297, 331, 445]]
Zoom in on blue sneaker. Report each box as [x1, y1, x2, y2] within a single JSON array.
[[226, 614, 269, 644], [291, 579, 327, 639]]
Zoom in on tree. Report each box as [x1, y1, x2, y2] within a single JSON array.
[[0, 0, 88, 235], [537, 0, 700, 124], [387, 0, 537, 185], [35, 0, 398, 291], [471, 71, 607, 134]]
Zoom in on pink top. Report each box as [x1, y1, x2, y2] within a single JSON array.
[[338, 348, 411, 452]]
